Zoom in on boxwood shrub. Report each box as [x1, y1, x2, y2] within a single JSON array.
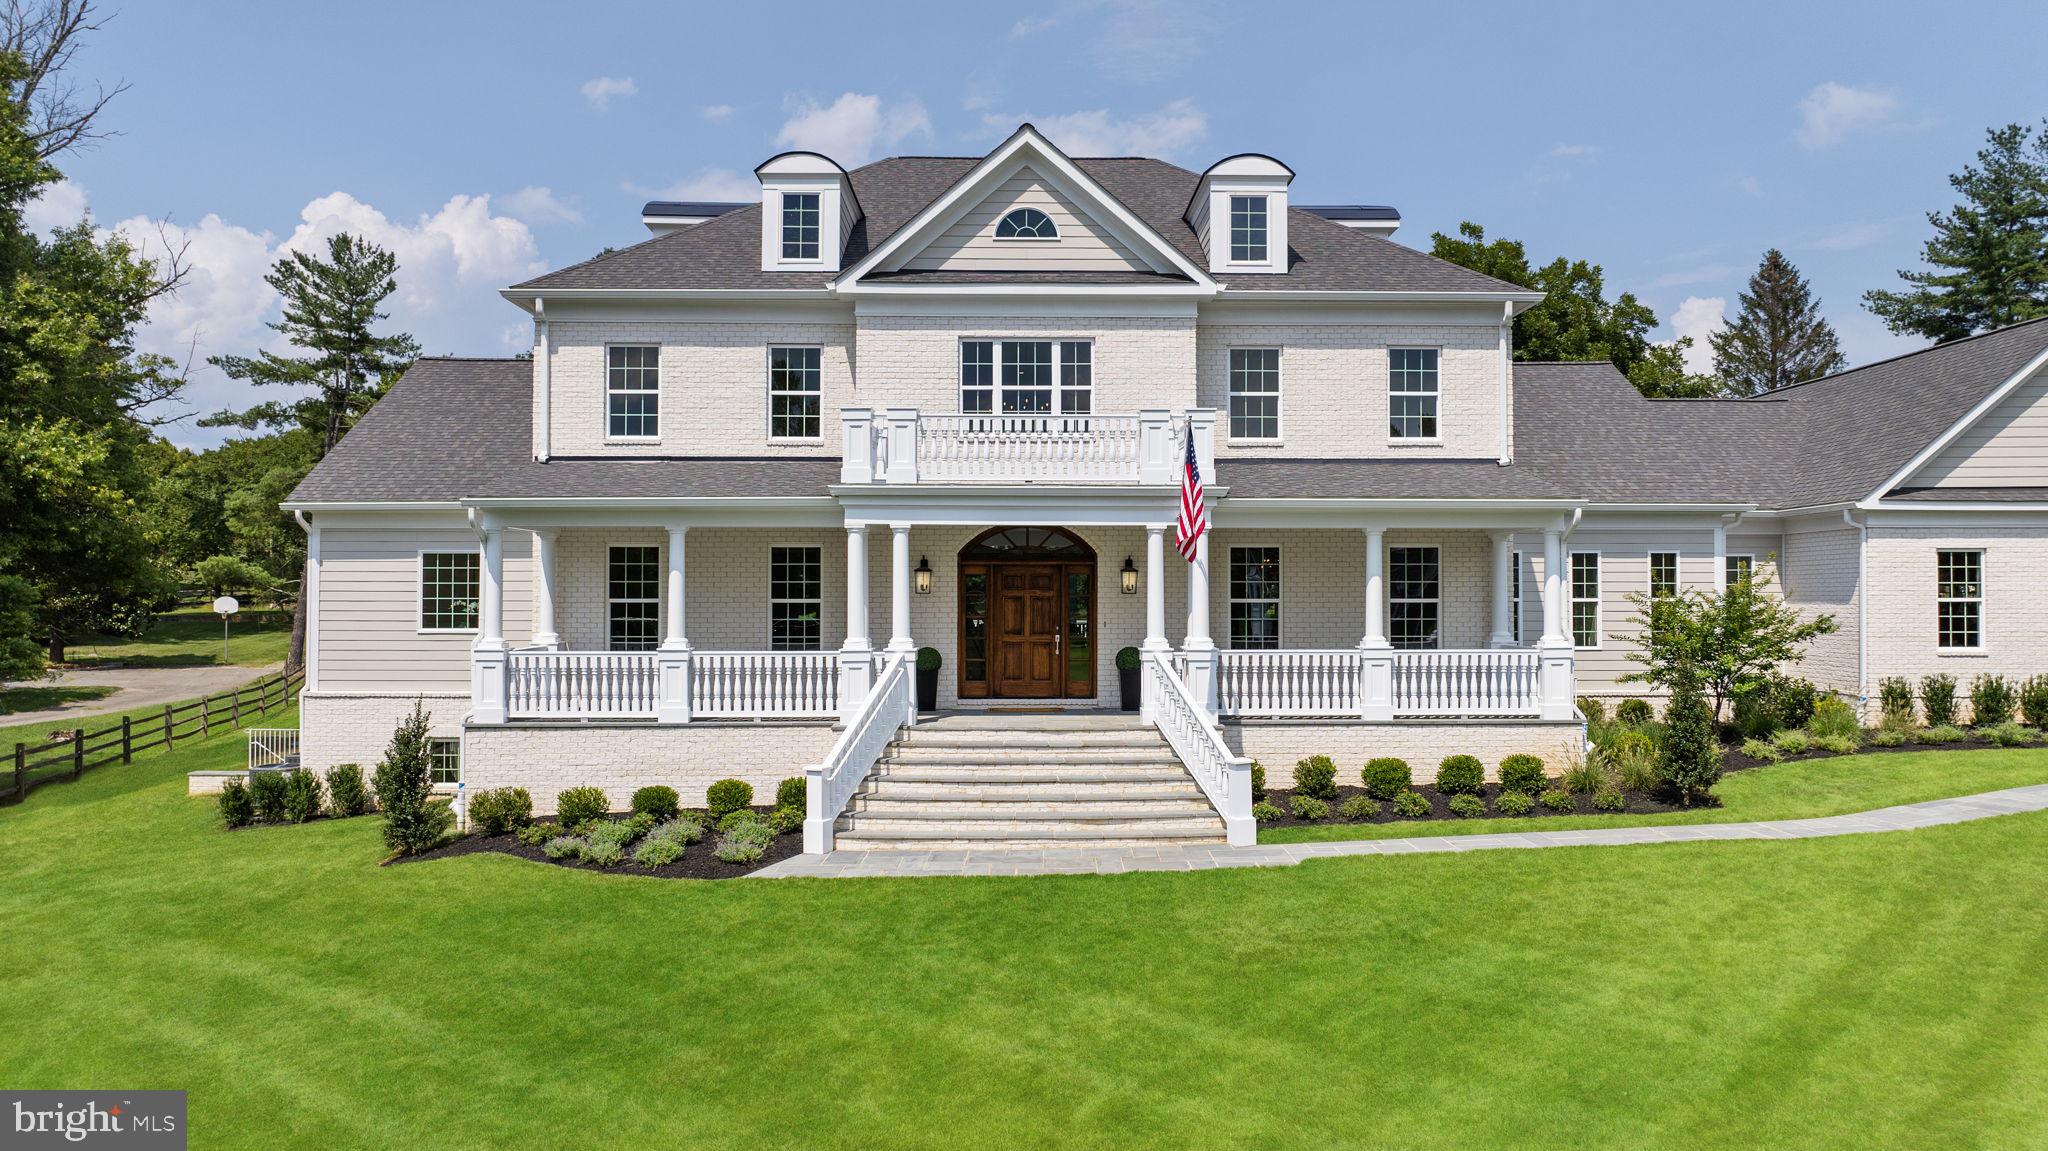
[[1362, 757, 1411, 801], [1288, 794, 1330, 821], [774, 776, 807, 811], [1392, 790, 1431, 818], [1920, 674, 1959, 728], [1337, 794, 1379, 821], [705, 778, 753, 819], [1292, 755, 1338, 800], [249, 771, 289, 823], [283, 769, 323, 823], [1614, 698, 1654, 726], [767, 804, 805, 834], [469, 787, 533, 836], [1971, 674, 2017, 727], [1250, 761, 1266, 801], [1495, 790, 1534, 817], [218, 778, 253, 828], [630, 785, 680, 822], [2024, 675, 2048, 729], [1592, 787, 1627, 812], [1447, 794, 1485, 818], [555, 786, 609, 829], [1251, 800, 1285, 823], [1497, 754, 1546, 796], [1434, 755, 1484, 797], [324, 764, 368, 817], [1538, 788, 1576, 812]]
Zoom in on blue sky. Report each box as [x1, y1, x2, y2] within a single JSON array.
[[34, 0, 2048, 447]]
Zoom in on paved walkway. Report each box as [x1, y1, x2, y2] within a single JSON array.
[[752, 784, 2048, 878], [2, 663, 284, 728]]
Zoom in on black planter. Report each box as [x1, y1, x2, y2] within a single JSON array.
[[916, 666, 939, 712], [1118, 666, 1141, 711]]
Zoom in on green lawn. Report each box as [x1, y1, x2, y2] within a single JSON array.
[[62, 604, 292, 668], [1261, 747, 2048, 843], [5, 725, 2047, 1149]]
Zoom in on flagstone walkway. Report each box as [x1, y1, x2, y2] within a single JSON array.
[[751, 783, 2048, 879]]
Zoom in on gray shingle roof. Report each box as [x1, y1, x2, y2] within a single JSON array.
[[513, 156, 1524, 296]]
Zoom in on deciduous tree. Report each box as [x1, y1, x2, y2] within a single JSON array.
[[1618, 567, 1839, 721]]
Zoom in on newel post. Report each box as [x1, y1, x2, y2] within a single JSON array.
[[883, 408, 919, 484], [1137, 409, 1173, 484], [839, 407, 875, 484], [1358, 526, 1394, 721]]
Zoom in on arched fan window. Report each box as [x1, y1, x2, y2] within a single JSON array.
[[994, 207, 1058, 240]]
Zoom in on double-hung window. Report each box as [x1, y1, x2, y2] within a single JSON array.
[[769, 346, 821, 439], [1388, 546, 1440, 649], [606, 345, 659, 439], [419, 551, 480, 631], [608, 545, 661, 652], [1388, 348, 1439, 440], [959, 340, 1093, 415], [1936, 549, 1983, 650], [429, 738, 461, 786], [1229, 348, 1280, 440], [1228, 546, 1281, 649], [1229, 195, 1267, 262], [781, 192, 819, 260], [770, 546, 823, 651], [1649, 551, 1679, 599], [1571, 553, 1601, 648], [1725, 554, 1754, 587]]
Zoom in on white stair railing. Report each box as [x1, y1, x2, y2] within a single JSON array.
[[1391, 648, 1541, 716], [691, 651, 839, 717], [1215, 649, 1363, 716], [506, 650, 659, 719], [247, 728, 300, 772], [1144, 651, 1255, 846], [803, 652, 914, 854]]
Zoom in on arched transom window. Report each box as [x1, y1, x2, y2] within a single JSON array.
[[995, 207, 1057, 240]]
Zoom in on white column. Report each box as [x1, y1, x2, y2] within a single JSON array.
[[1540, 528, 1565, 643], [1359, 527, 1392, 721], [1488, 530, 1514, 648], [1536, 526, 1575, 720], [657, 525, 692, 723], [1143, 525, 1168, 651], [470, 523, 507, 724], [1181, 525, 1216, 716], [887, 524, 913, 653], [531, 529, 560, 650], [300, 516, 321, 692], [838, 524, 874, 720]]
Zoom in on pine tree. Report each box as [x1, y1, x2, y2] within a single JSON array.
[[371, 700, 451, 855], [1864, 121, 2048, 343], [203, 234, 419, 671], [1656, 668, 1724, 807], [1710, 250, 1848, 395]]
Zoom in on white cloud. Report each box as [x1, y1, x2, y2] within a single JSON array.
[[700, 104, 734, 122], [984, 98, 1208, 157], [630, 168, 759, 203], [1010, 15, 1060, 37], [1796, 82, 1902, 149], [1666, 296, 1727, 375], [1550, 143, 1599, 158], [774, 93, 931, 166], [25, 178, 88, 232], [580, 75, 638, 111], [1737, 175, 1763, 196], [114, 192, 545, 437], [501, 186, 583, 226]]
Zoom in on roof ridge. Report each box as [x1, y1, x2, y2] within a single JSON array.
[[1758, 315, 2048, 396]]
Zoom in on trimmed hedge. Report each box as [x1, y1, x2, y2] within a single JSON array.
[[1362, 757, 1410, 801], [1292, 755, 1338, 800], [630, 785, 680, 822], [1497, 754, 1546, 796], [1434, 755, 1483, 797], [555, 786, 609, 829]]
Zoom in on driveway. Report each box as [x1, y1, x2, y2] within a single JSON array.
[[3, 662, 286, 728]]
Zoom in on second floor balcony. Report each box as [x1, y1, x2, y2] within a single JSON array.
[[838, 407, 1214, 486]]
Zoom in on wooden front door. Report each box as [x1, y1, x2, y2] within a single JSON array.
[[992, 565, 1061, 697]]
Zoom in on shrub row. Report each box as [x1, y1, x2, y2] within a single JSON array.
[[1284, 753, 1555, 803], [220, 763, 370, 829], [1877, 673, 2048, 728]]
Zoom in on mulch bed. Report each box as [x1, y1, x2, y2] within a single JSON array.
[[394, 807, 802, 880]]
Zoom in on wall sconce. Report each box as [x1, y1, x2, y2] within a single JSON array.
[[1120, 555, 1139, 594], [915, 554, 933, 595]]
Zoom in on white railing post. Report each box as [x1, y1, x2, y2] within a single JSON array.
[[1187, 407, 1217, 487], [1538, 642, 1576, 720], [658, 525, 693, 723], [803, 763, 832, 854], [883, 408, 919, 484], [471, 521, 508, 724], [1359, 526, 1393, 721], [1137, 409, 1173, 484], [839, 407, 875, 484]]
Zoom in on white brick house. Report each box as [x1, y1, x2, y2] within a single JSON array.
[[283, 124, 2048, 853]]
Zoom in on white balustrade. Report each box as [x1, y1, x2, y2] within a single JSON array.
[[804, 651, 914, 853], [1390, 648, 1542, 716], [691, 651, 839, 718], [916, 414, 1144, 482], [247, 728, 300, 772], [1144, 651, 1255, 846], [1211, 648, 1543, 718], [507, 650, 660, 718]]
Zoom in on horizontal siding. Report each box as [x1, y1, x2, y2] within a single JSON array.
[[903, 167, 1150, 272], [1912, 368, 2048, 486], [317, 528, 532, 693]]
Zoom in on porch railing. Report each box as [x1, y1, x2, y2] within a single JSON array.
[[247, 728, 300, 772], [840, 406, 1208, 486], [506, 650, 659, 719], [1144, 650, 1255, 846], [804, 651, 914, 854], [691, 651, 839, 718], [1212, 648, 1543, 718]]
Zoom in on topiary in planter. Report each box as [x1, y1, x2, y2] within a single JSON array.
[[1447, 794, 1485, 818], [1435, 755, 1484, 797], [631, 785, 679, 822], [1615, 698, 1654, 726], [705, 778, 753, 819], [916, 646, 942, 672], [1497, 754, 1546, 796], [1362, 757, 1411, 801], [1292, 755, 1338, 799], [1392, 790, 1431, 818], [1115, 646, 1142, 672], [555, 786, 609, 829]]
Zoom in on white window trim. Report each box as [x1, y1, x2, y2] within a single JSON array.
[[1936, 548, 1986, 653], [607, 543, 662, 653], [1227, 544, 1282, 650], [603, 342, 662, 443], [957, 337, 1095, 416], [1387, 345, 1443, 445], [1387, 544, 1442, 651], [1226, 345, 1283, 443], [1570, 550, 1602, 650], [1226, 194, 1270, 265], [993, 207, 1059, 242], [779, 191, 823, 264], [428, 736, 463, 788], [1648, 550, 1680, 599], [770, 544, 824, 652], [766, 344, 826, 443], [416, 548, 480, 635], [1724, 553, 1755, 586]]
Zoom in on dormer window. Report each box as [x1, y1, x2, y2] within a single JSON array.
[[1229, 195, 1268, 262], [781, 193, 821, 260], [995, 207, 1057, 240]]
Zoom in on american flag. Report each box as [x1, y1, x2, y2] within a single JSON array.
[[1174, 424, 1207, 561]]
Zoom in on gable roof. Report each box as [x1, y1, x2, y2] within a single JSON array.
[[509, 156, 1526, 298]]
